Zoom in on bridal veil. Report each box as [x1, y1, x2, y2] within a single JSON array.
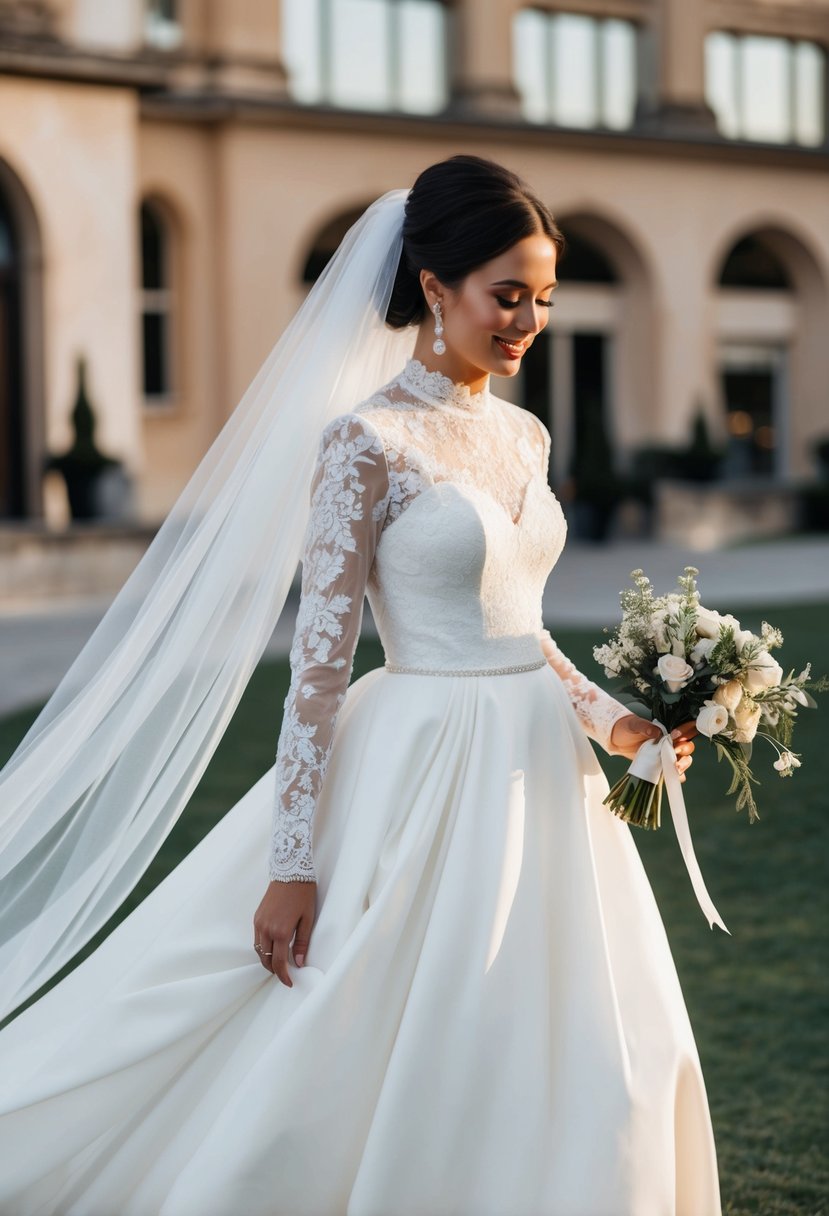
[[0, 189, 413, 1021]]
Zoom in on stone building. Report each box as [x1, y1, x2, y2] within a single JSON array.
[[0, 0, 827, 529]]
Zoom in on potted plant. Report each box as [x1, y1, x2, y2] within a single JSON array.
[[46, 355, 120, 520]]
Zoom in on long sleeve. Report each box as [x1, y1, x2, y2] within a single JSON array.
[[538, 628, 631, 755], [526, 413, 631, 756], [269, 413, 389, 882]]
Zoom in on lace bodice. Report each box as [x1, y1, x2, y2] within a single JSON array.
[[270, 358, 631, 882]]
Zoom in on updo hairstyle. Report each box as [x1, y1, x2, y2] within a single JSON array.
[[385, 155, 565, 330]]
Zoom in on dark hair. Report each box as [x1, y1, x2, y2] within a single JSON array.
[[385, 155, 566, 329]]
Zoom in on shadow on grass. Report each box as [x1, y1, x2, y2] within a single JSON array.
[[1, 604, 827, 1214]]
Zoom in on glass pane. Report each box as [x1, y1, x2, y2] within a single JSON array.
[[705, 31, 740, 138], [513, 9, 549, 123], [140, 204, 166, 291], [793, 41, 825, 145], [282, 0, 323, 103], [142, 312, 168, 397], [741, 36, 791, 142], [601, 19, 635, 129], [398, 1, 447, 113], [552, 14, 598, 128], [330, 0, 390, 110]]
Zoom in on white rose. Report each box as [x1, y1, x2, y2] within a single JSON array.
[[743, 650, 784, 695], [690, 637, 716, 667], [696, 700, 729, 738], [712, 678, 743, 713], [656, 653, 695, 693], [734, 629, 759, 655], [694, 607, 723, 640], [733, 696, 762, 743]]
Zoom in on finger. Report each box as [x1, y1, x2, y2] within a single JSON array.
[[673, 720, 699, 741], [257, 937, 275, 974], [274, 936, 293, 988], [293, 912, 313, 968]]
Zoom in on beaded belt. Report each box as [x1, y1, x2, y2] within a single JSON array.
[[384, 658, 547, 677]]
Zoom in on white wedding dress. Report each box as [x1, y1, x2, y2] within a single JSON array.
[[0, 358, 721, 1216]]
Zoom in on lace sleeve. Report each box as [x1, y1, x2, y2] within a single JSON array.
[[269, 412, 389, 882], [538, 629, 631, 755]]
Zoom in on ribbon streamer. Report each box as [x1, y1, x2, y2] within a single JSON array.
[[628, 720, 730, 934]]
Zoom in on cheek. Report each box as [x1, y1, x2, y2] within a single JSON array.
[[456, 297, 504, 336]]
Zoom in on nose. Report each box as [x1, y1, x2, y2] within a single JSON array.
[[516, 300, 547, 336]]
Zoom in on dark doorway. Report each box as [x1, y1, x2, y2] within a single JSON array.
[[721, 368, 776, 478], [0, 186, 24, 518]]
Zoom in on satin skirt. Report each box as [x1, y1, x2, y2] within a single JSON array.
[[0, 663, 721, 1216]]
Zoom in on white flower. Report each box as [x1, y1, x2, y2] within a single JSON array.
[[734, 628, 759, 655], [694, 606, 724, 640], [773, 751, 802, 775], [743, 649, 784, 695], [656, 653, 695, 693], [690, 637, 716, 667], [733, 696, 762, 743], [712, 679, 743, 713], [788, 686, 810, 706], [650, 607, 672, 653], [697, 700, 729, 737]]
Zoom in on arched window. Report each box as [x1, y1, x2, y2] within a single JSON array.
[[301, 206, 368, 284], [140, 200, 176, 405], [718, 236, 791, 290], [282, 0, 448, 114], [513, 8, 637, 129]]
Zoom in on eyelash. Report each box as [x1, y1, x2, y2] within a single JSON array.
[[495, 295, 555, 310]]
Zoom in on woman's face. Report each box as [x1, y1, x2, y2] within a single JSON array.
[[418, 232, 558, 387]]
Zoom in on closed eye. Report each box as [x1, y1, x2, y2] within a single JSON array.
[[496, 295, 555, 310]]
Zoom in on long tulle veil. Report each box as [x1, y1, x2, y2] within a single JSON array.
[[0, 188, 414, 1021]]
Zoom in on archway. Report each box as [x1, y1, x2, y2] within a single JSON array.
[[712, 224, 828, 480]]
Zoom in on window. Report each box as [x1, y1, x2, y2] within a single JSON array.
[[144, 0, 183, 51], [706, 32, 825, 146], [282, 0, 448, 113], [513, 9, 637, 130], [140, 202, 175, 404]]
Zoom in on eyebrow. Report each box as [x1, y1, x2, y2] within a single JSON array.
[[491, 279, 558, 291]]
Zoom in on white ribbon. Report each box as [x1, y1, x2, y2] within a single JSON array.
[[629, 720, 730, 935]]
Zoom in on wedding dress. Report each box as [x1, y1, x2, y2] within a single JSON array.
[[0, 357, 722, 1216]]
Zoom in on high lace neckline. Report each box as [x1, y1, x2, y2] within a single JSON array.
[[399, 358, 491, 415]]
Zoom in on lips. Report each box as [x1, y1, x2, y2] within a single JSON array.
[[493, 336, 527, 358]]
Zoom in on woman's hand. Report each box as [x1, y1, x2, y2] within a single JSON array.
[[253, 880, 317, 986], [609, 715, 697, 783]]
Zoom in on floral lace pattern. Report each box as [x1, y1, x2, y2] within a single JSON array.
[[270, 359, 631, 881], [538, 629, 631, 754], [270, 414, 389, 881]]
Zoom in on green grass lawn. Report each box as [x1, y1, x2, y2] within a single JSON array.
[[1, 602, 827, 1214]]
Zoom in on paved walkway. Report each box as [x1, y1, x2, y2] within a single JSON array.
[[1, 536, 827, 718]]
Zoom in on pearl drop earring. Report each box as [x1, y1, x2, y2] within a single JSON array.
[[432, 301, 446, 356]]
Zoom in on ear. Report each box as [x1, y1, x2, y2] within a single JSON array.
[[419, 269, 443, 312]]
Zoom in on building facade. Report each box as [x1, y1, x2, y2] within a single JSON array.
[[0, 0, 827, 525]]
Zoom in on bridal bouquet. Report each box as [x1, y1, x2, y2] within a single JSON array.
[[593, 566, 827, 831]]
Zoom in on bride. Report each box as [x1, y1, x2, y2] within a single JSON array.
[[0, 155, 721, 1215]]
